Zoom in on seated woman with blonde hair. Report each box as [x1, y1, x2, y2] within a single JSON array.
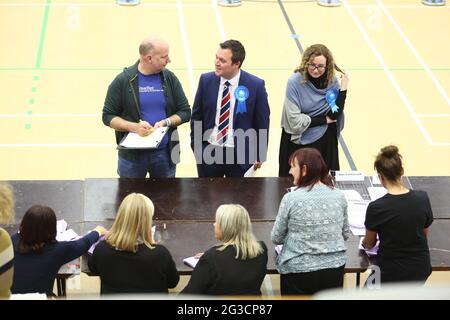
[[182, 204, 267, 295], [0, 183, 14, 299], [88, 193, 179, 294]]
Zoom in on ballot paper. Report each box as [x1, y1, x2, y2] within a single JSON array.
[[118, 127, 168, 149], [367, 186, 388, 201], [341, 190, 370, 236], [183, 256, 200, 268], [56, 220, 81, 274], [244, 165, 256, 177], [358, 237, 379, 257], [275, 245, 283, 255]]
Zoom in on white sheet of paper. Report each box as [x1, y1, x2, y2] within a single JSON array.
[[372, 174, 382, 185], [56, 219, 68, 235], [367, 186, 387, 201], [341, 189, 364, 202], [56, 219, 80, 241], [358, 237, 379, 256], [347, 199, 370, 229], [244, 165, 256, 177], [335, 171, 365, 182], [350, 226, 366, 236], [183, 256, 199, 268], [275, 245, 283, 255], [119, 127, 168, 149]]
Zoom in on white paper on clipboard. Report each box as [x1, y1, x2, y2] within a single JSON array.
[[119, 127, 168, 149]]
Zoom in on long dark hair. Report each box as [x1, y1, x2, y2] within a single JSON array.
[[289, 148, 334, 190], [17, 205, 57, 254]]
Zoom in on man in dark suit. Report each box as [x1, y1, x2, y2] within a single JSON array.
[[190, 40, 270, 177]]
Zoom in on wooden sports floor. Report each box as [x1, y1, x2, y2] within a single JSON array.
[[1, 0, 449, 180]]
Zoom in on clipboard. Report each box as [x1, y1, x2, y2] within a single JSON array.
[[118, 127, 168, 149]]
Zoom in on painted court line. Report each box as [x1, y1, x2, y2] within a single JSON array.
[[342, 0, 434, 146], [212, 0, 226, 41], [176, 0, 196, 99], [0, 114, 99, 118], [35, 0, 51, 69], [376, 0, 450, 107]]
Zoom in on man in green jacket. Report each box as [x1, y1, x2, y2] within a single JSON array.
[[102, 37, 191, 178]]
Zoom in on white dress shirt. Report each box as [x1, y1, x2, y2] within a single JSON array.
[[208, 70, 241, 147]]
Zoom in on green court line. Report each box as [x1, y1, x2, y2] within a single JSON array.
[[35, 0, 51, 69], [1, 67, 450, 72]]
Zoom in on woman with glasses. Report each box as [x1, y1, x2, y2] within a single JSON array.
[[279, 44, 348, 176]]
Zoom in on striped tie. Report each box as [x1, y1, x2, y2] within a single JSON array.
[[217, 81, 231, 145]]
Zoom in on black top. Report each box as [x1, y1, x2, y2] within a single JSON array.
[[309, 74, 347, 126], [88, 241, 179, 294], [181, 241, 268, 296], [11, 231, 99, 295], [365, 190, 433, 282]]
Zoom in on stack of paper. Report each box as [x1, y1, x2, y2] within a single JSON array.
[[56, 220, 81, 274], [341, 190, 369, 236]]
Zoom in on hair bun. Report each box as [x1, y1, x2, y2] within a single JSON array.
[[380, 145, 399, 158]]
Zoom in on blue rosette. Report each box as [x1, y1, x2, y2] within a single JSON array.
[[326, 88, 339, 113], [235, 85, 249, 114]]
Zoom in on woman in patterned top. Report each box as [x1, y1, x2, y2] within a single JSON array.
[[271, 148, 349, 295]]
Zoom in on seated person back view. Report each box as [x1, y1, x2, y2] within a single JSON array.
[[0, 183, 15, 299], [271, 148, 349, 295], [88, 193, 179, 294], [362, 145, 433, 284], [11, 205, 106, 296], [181, 204, 268, 296]]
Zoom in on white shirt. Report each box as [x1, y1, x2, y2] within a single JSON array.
[[208, 70, 241, 147]]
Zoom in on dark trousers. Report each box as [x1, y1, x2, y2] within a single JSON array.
[[278, 126, 339, 177], [280, 265, 345, 295], [196, 144, 251, 177]]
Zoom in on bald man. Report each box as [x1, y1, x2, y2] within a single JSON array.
[[102, 37, 191, 178]]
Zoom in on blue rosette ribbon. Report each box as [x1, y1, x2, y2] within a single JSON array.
[[326, 88, 339, 113], [235, 85, 249, 114]]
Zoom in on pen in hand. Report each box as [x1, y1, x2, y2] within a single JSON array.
[[137, 120, 153, 137]]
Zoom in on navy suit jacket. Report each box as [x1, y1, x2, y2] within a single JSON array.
[[190, 70, 270, 167]]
